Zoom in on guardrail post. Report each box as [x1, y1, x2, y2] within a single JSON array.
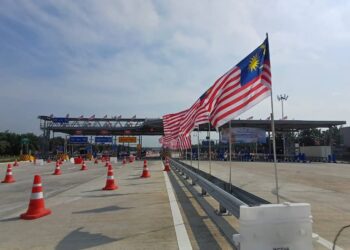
[[191, 178, 196, 186], [217, 204, 228, 216]]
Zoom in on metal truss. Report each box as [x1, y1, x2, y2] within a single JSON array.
[[38, 116, 163, 136]]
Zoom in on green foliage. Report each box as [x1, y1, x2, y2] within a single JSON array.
[[296, 127, 341, 146], [0, 131, 65, 155]]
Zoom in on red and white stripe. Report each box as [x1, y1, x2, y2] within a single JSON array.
[[210, 62, 271, 128]]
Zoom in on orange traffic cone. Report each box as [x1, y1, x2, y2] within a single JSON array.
[[53, 162, 62, 175], [13, 160, 19, 167], [163, 161, 171, 172], [81, 162, 87, 171], [102, 166, 118, 190], [143, 159, 147, 167], [2, 164, 15, 183], [140, 163, 151, 178], [20, 175, 51, 220]]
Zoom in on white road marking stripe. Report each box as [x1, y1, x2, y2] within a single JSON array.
[[163, 164, 192, 250], [313, 233, 343, 250]]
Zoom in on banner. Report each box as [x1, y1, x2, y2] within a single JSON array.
[[118, 136, 137, 143], [220, 127, 266, 144]]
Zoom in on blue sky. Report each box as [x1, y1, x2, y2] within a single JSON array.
[[0, 0, 349, 146]]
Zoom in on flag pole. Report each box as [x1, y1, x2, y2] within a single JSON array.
[[190, 132, 193, 166], [197, 126, 200, 170], [208, 122, 212, 175], [267, 32, 280, 204], [229, 119, 232, 191]]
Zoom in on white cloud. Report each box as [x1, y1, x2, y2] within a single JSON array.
[[0, 0, 349, 141]]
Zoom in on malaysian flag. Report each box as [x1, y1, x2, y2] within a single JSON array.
[[163, 109, 188, 140], [178, 134, 192, 150], [207, 38, 271, 128], [178, 87, 211, 137]]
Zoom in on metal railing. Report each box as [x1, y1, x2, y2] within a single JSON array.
[[169, 158, 248, 218]]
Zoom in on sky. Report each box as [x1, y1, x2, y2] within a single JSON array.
[[0, 0, 349, 146]]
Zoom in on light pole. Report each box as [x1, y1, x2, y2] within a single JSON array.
[[277, 94, 289, 157], [277, 94, 288, 119]]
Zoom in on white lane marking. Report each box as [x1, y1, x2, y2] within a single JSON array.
[[163, 164, 193, 250], [313, 233, 343, 250]]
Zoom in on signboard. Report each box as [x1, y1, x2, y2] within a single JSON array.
[[202, 140, 215, 147], [220, 127, 266, 144], [69, 136, 88, 144], [21, 138, 29, 145], [118, 136, 137, 143], [52, 117, 69, 123], [95, 137, 113, 143]]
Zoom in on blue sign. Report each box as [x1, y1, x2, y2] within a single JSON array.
[[202, 140, 215, 147], [56, 146, 64, 152], [95, 137, 113, 143], [69, 136, 88, 144], [53, 118, 69, 123]]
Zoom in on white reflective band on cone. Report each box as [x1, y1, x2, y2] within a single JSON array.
[[33, 183, 42, 187], [31, 192, 44, 200], [8, 172, 12, 175], [107, 176, 114, 180]]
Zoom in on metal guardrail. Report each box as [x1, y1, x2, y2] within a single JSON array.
[[169, 158, 247, 218]]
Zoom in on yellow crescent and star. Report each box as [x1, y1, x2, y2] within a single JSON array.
[[248, 43, 266, 72]]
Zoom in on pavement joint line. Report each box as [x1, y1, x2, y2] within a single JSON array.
[[163, 162, 192, 250], [312, 233, 343, 250]]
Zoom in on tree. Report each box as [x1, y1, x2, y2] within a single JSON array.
[[297, 128, 323, 146]]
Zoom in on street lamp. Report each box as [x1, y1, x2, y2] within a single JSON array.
[[277, 94, 289, 157], [277, 94, 289, 119]]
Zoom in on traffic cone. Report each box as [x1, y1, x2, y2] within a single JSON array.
[[140, 163, 151, 178], [53, 162, 62, 175], [13, 160, 19, 167], [2, 164, 15, 183], [81, 162, 87, 171], [122, 157, 126, 165], [163, 161, 171, 172], [102, 165, 118, 190], [94, 159, 98, 164], [105, 161, 109, 167], [143, 159, 147, 167], [20, 175, 51, 220]]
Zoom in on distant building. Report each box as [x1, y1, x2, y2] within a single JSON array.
[[340, 127, 350, 147]]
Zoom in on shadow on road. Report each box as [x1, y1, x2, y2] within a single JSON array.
[[55, 227, 119, 250], [72, 205, 132, 214]]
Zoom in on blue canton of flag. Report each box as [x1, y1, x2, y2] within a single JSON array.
[[237, 38, 270, 86]]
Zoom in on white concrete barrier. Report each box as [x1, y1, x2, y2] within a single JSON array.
[[233, 203, 313, 250]]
